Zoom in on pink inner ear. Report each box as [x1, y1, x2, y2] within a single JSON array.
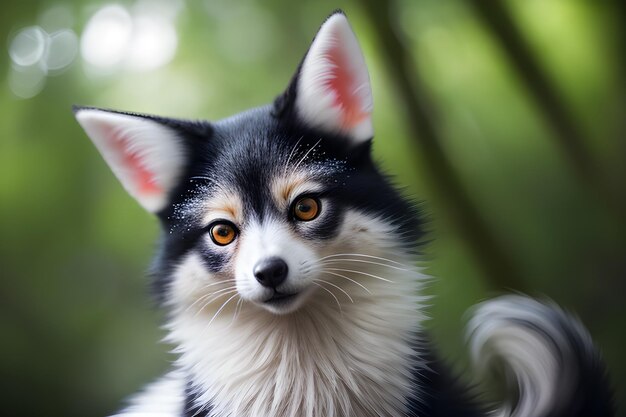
[[325, 44, 370, 128], [103, 125, 162, 195]]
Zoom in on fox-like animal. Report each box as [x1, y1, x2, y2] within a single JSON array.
[[74, 10, 613, 417]]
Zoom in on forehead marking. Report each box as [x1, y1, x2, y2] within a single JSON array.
[[201, 188, 243, 224], [271, 173, 323, 210]]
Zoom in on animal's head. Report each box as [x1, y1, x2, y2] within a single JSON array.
[[75, 12, 422, 317]]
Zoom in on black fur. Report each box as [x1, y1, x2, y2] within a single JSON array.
[[75, 9, 613, 417], [125, 105, 425, 305], [184, 381, 211, 417], [499, 303, 614, 417]]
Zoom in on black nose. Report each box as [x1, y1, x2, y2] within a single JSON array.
[[254, 257, 288, 288]]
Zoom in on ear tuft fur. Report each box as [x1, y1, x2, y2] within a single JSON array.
[[277, 12, 374, 143], [74, 108, 187, 213]]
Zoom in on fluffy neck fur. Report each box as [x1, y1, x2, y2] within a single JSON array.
[[166, 251, 426, 417]]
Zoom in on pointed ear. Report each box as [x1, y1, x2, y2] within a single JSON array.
[[74, 107, 188, 213], [277, 11, 374, 143]]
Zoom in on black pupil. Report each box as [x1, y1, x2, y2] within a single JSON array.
[[217, 226, 230, 237], [298, 202, 312, 213]]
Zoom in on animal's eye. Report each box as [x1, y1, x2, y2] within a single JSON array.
[[292, 196, 321, 221], [209, 221, 237, 246]]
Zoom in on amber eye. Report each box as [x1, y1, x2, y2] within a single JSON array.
[[209, 222, 237, 246], [292, 196, 321, 221]]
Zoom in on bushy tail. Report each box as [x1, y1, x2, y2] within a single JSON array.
[[467, 295, 613, 417]]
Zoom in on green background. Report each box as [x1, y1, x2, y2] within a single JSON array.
[[1, 0, 624, 416]]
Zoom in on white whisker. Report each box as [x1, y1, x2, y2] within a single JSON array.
[[283, 136, 303, 177], [197, 279, 237, 291], [189, 175, 214, 182], [316, 258, 411, 272], [231, 297, 244, 325], [192, 289, 238, 318], [291, 138, 322, 176], [206, 293, 239, 328], [320, 271, 372, 294], [317, 253, 407, 267], [313, 281, 342, 315], [184, 285, 238, 315], [313, 279, 354, 303], [226, 296, 244, 330], [323, 267, 394, 283]]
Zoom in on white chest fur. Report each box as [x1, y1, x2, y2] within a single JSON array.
[[167, 254, 426, 417]]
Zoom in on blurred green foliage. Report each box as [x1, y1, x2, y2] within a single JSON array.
[[0, 0, 624, 416]]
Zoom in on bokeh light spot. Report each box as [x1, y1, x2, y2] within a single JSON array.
[[126, 16, 177, 71], [80, 3, 179, 73], [8, 64, 47, 99], [9, 26, 47, 67], [46, 29, 79, 73], [80, 5, 133, 69]]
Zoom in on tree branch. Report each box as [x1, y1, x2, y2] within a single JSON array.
[[358, 0, 525, 291]]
